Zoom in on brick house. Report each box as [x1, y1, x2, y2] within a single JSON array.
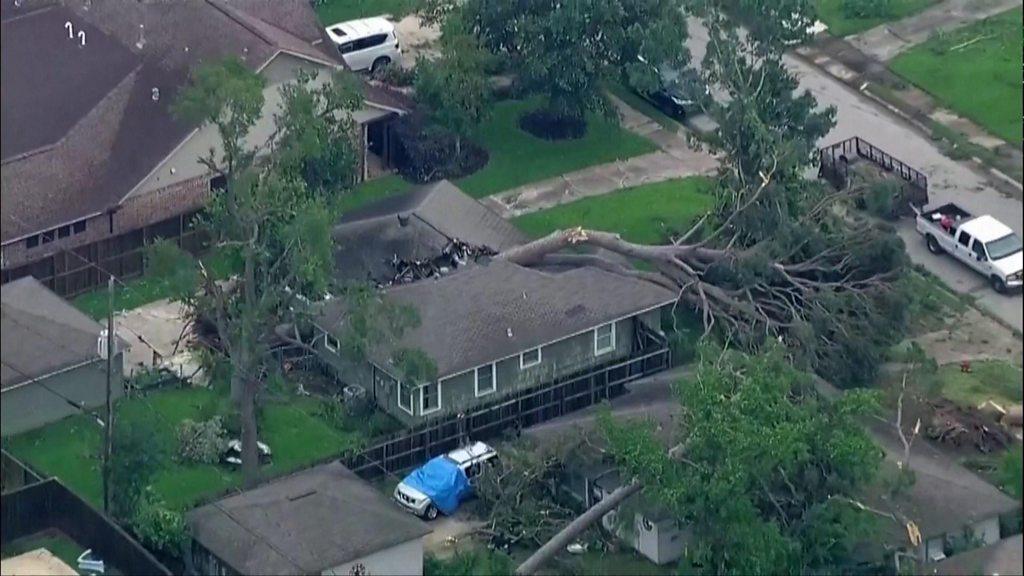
[[1, 0, 410, 296]]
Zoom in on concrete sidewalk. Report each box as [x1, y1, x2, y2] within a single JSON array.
[[482, 97, 719, 219], [848, 0, 1021, 62]]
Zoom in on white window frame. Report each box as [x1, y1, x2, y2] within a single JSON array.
[[397, 380, 415, 415], [519, 347, 542, 369], [475, 363, 497, 397], [323, 331, 340, 353], [594, 322, 616, 356], [420, 380, 442, 416]]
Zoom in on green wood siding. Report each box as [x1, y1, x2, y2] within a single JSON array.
[[315, 307, 666, 425]]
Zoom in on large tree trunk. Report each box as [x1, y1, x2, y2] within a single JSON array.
[[496, 227, 892, 339], [240, 379, 260, 488], [238, 246, 260, 488], [515, 481, 642, 575]]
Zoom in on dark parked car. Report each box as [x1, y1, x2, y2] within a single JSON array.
[[635, 64, 709, 120]]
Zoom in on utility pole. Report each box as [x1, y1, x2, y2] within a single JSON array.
[[102, 275, 115, 514]]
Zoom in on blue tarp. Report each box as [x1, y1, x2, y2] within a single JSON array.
[[402, 456, 471, 515]]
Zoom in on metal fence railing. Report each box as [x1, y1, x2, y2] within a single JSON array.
[[343, 345, 671, 480], [818, 136, 930, 213]]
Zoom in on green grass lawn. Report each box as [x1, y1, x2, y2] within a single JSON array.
[[1, 530, 85, 568], [890, 8, 1023, 144], [314, 0, 418, 25], [4, 386, 363, 510], [513, 177, 714, 244], [936, 359, 1023, 410], [814, 0, 938, 36], [457, 99, 658, 198], [72, 246, 241, 320], [334, 174, 413, 215]]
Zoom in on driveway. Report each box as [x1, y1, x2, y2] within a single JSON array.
[[848, 0, 1022, 62]]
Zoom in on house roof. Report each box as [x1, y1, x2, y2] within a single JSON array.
[[332, 180, 529, 283], [0, 0, 339, 244], [926, 534, 1023, 576], [321, 259, 676, 378], [868, 461, 1020, 548], [1, 277, 106, 390], [187, 462, 431, 575]]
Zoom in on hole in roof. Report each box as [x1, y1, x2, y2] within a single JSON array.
[[331, 27, 346, 36]]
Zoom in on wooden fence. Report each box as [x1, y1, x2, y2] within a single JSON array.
[[1, 211, 206, 298]]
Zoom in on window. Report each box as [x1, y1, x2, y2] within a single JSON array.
[[209, 174, 228, 192], [355, 33, 388, 51], [397, 381, 414, 415], [25, 235, 40, 249], [338, 41, 355, 54], [972, 240, 987, 261], [594, 322, 616, 355], [72, 220, 87, 234], [57, 225, 71, 239], [475, 363, 496, 397], [323, 332, 340, 352], [520, 347, 542, 369], [41, 230, 55, 244], [957, 232, 973, 248], [420, 381, 441, 415]]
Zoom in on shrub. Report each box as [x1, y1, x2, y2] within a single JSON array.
[[393, 115, 489, 183], [132, 493, 188, 557], [841, 0, 893, 19], [862, 180, 901, 220], [109, 418, 164, 522], [176, 416, 227, 464], [371, 62, 417, 87]]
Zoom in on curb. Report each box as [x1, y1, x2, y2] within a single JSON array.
[[790, 48, 1024, 192]]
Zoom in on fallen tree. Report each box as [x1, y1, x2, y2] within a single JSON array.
[[497, 221, 909, 387]]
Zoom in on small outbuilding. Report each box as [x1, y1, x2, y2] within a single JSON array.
[[1, 277, 124, 436], [188, 462, 432, 576]]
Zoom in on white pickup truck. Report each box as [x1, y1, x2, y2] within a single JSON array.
[[916, 203, 1023, 293]]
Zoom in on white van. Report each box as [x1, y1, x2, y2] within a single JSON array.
[[325, 17, 402, 73]]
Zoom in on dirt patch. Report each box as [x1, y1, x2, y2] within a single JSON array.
[[519, 109, 587, 141], [911, 307, 1022, 365]]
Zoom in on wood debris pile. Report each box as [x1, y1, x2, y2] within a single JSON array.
[[926, 400, 1013, 453], [383, 238, 497, 286]]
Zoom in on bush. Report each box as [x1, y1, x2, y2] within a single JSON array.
[[393, 115, 489, 183], [371, 62, 417, 87], [519, 109, 587, 140], [862, 180, 901, 220], [841, 0, 893, 19], [176, 417, 227, 464], [109, 418, 165, 521], [132, 493, 188, 558]]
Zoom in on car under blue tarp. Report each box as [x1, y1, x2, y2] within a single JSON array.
[[402, 456, 471, 515]]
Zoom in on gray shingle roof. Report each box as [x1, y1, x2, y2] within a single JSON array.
[[928, 534, 1023, 576], [321, 259, 676, 378], [187, 462, 431, 575], [332, 180, 529, 283], [1, 277, 105, 390]]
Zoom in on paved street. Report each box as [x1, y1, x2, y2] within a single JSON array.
[[783, 54, 1023, 332], [686, 22, 1024, 332]]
